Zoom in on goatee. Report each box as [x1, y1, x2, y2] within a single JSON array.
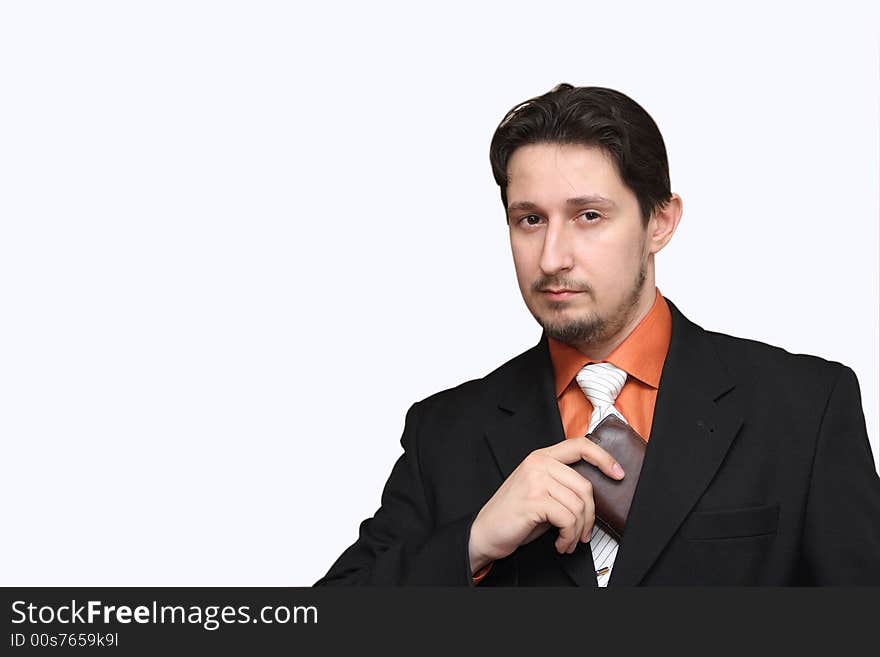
[[535, 259, 647, 348]]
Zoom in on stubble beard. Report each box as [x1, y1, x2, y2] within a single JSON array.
[[533, 258, 648, 349]]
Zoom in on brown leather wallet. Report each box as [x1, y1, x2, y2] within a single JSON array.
[[569, 414, 646, 541]]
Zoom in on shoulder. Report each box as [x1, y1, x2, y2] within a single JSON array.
[[407, 339, 540, 417], [706, 325, 845, 373], [702, 325, 856, 402], [665, 297, 858, 407]]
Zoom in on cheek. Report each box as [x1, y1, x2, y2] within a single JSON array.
[[583, 247, 636, 295], [584, 252, 620, 284], [510, 244, 535, 283], [514, 262, 534, 296]]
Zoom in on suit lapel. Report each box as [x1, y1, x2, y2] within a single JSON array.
[[483, 333, 562, 478], [608, 298, 744, 586], [483, 331, 599, 587], [482, 297, 744, 587], [485, 299, 743, 587]]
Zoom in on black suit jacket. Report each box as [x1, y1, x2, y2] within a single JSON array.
[[315, 298, 880, 586]]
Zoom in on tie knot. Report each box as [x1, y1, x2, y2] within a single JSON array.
[[575, 362, 627, 407]]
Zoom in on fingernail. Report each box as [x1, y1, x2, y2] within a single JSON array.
[[612, 462, 624, 478]]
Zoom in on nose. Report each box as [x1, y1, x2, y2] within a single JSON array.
[[538, 218, 574, 276]]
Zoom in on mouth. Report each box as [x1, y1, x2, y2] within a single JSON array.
[[542, 289, 583, 300]]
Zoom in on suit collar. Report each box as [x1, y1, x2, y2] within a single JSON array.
[[483, 296, 744, 586], [486, 333, 598, 586], [488, 331, 567, 480], [608, 298, 743, 586]]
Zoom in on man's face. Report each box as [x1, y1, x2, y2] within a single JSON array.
[[506, 142, 654, 353]]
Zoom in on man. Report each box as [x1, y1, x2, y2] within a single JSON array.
[[314, 83, 880, 586]]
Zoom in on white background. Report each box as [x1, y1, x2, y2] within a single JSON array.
[[1, 1, 877, 586]]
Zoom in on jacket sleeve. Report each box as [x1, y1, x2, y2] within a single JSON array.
[[313, 400, 481, 586], [799, 364, 880, 584]]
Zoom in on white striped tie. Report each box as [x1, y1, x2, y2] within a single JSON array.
[[575, 361, 628, 588]]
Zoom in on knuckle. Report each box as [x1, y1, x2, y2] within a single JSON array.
[[524, 452, 549, 470], [579, 480, 594, 499]]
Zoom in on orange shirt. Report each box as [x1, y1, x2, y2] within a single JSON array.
[[472, 287, 673, 584]]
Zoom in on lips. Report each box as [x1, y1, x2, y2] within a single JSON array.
[[542, 289, 582, 300]]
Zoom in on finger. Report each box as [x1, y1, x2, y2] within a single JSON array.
[[546, 460, 596, 542], [541, 490, 581, 555], [546, 436, 625, 480], [544, 479, 585, 553]]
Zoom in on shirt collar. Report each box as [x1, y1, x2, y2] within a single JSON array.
[[546, 286, 672, 398]]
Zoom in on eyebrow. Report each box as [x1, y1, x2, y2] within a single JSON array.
[[506, 195, 618, 215]]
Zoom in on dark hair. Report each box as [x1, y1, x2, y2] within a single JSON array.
[[489, 83, 672, 227]]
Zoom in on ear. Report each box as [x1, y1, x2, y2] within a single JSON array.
[[646, 193, 683, 255]]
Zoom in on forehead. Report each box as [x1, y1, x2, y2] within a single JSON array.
[[506, 143, 630, 207]]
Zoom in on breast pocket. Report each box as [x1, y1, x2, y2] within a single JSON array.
[[680, 503, 780, 540]]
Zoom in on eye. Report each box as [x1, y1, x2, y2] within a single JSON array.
[[518, 214, 543, 227], [579, 211, 602, 222]]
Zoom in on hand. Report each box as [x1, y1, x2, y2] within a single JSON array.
[[468, 436, 624, 574]]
